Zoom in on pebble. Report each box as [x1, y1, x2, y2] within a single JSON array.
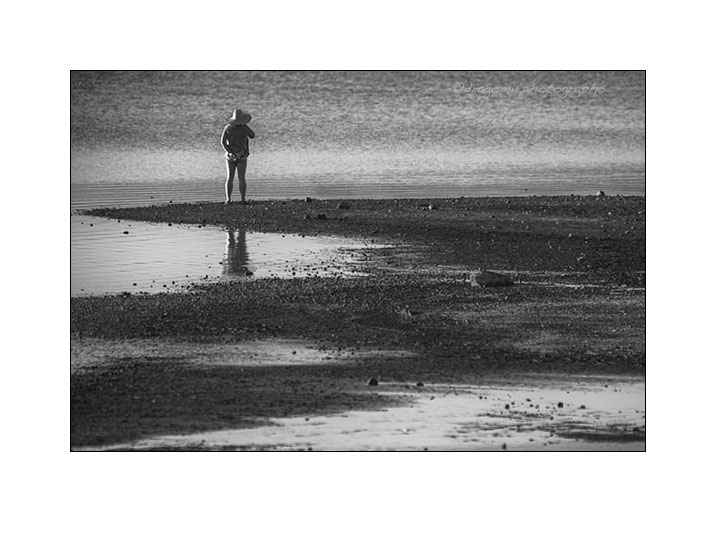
[[470, 270, 514, 287], [416, 382, 424, 387], [558, 402, 564, 408], [367, 377, 378, 386]]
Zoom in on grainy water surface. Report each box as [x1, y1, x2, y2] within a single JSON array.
[[71, 71, 645, 208]]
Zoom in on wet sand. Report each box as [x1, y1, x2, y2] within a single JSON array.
[[71, 196, 645, 450], [72, 338, 644, 451]]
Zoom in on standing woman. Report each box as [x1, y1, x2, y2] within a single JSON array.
[[221, 109, 255, 204]]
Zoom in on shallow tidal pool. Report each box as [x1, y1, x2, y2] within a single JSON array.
[[71, 215, 380, 296]]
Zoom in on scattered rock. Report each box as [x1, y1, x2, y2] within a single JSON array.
[[505, 404, 510, 409], [336, 202, 350, 209], [501, 443, 507, 450], [597, 190, 605, 197], [558, 402, 564, 408], [470, 270, 514, 287], [416, 382, 424, 387], [123, 231, 129, 234], [316, 214, 328, 220], [305, 197, 313, 202], [367, 377, 379, 386], [428, 204, 438, 211]]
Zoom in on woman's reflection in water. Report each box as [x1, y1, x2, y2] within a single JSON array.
[[223, 227, 251, 276]]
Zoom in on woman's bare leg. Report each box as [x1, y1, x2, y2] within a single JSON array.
[[237, 157, 248, 203], [225, 160, 236, 203]]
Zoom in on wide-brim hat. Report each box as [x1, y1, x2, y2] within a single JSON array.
[[229, 108, 252, 125]]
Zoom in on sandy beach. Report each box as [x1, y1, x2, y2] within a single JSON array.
[[71, 195, 645, 450]]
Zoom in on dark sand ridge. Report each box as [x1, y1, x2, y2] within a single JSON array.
[[71, 196, 645, 448]]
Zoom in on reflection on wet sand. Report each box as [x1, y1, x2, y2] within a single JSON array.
[[223, 228, 251, 276]]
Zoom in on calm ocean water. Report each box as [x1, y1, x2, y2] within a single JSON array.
[[71, 71, 645, 208]]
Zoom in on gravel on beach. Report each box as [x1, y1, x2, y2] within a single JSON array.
[[71, 196, 645, 447]]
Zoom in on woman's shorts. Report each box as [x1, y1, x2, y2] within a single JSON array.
[[226, 155, 247, 173]]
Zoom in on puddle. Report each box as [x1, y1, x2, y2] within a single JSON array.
[[71, 216, 382, 296]]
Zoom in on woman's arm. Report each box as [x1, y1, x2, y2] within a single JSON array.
[[245, 125, 256, 139], [220, 126, 232, 154]]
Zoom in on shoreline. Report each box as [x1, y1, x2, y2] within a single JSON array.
[[71, 195, 645, 449]]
